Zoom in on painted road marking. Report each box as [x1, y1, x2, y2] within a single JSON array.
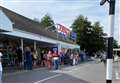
[[3, 70, 28, 76], [34, 74, 62, 83], [50, 66, 80, 73], [50, 64, 91, 74]]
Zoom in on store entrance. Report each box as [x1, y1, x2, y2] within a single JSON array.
[[0, 35, 22, 72], [0, 34, 57, 73]]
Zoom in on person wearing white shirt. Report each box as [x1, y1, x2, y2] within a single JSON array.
[[0, 52, 3, 83]]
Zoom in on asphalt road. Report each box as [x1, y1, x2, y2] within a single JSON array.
[[3, 61, 120, 83]]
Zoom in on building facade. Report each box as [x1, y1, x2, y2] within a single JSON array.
[[0, 6, 80, 71]]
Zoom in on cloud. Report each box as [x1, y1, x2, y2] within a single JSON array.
[[2, 0, 120, 44], [0, 0, 4, 6]]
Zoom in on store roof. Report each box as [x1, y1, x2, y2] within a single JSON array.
[[0, 6, 75, 44], [0, 6, 58, 39]]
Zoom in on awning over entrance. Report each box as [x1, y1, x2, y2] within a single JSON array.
[[0, 9, 13, 32], [1, 29, 80, 49], [61, 44, 80, 49], [1, 29, 58, 44]]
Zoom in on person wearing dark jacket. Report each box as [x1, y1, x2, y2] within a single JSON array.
[[16, 47, 23, 67], [24, 47, 32, 70], [0, 52, 3, 83], [80, 52, 84, 62]]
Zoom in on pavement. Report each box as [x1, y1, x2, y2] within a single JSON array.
[[3, 61, 120, 83]]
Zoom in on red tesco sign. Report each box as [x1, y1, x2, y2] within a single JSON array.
[[57, 24, 70, 36]]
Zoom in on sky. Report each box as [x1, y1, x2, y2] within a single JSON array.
[[0, 0, 120, 44]]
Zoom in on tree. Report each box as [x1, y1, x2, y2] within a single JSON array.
[[71, 15, 91, 50], [71, 15, 105, 56], [113, 39, 119, 48], [40, 14, 55, 28], [119, 45, 120, 48], [91, 22, 106, 52]]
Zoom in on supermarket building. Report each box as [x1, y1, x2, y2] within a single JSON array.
[[0, 6, 80, 70]]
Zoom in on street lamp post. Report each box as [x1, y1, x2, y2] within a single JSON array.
[[100, 0, 116, 83]]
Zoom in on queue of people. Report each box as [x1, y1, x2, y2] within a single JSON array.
[[61, 50, 86, 66], [42, 50, 85, 70], [40, 50, 60, 70], [23, 47, 60, 70], [0, 52, 3, 83], [2, 46, 86, 71], [0, 47, 86, 83]]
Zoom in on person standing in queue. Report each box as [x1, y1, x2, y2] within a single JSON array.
[[0, 51, 3, 83], [16, 47, 23, 67], [53, 51, 59, 70], [47, 50, 53, 70], [24, 47, 32, 70], [32, 49, 37, 67], [70, 52, 74, 66], [79, 51, 84, 62], [100, 52, 107, 67], [41, 50, 46, 67]]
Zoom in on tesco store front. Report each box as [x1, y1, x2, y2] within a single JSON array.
[[0, 6, 80, 72]]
